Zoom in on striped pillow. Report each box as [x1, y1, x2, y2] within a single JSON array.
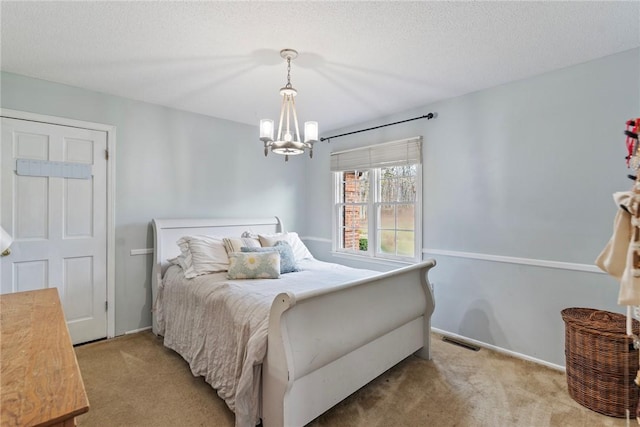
[[222, 237, 260, 255], [176, 235, 228, 278]]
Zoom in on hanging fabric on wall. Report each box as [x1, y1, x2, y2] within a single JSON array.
[[596, 118, 640, 305], [596, 192, 633, 280], [595, 191, 640, 305]]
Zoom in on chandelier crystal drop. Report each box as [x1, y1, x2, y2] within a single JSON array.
[[259, 49, 318, 162]]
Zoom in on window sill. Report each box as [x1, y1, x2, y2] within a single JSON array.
[[330, 251, 417, 268]]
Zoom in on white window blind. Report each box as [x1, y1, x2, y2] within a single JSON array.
[[330, 137, 422, 172]]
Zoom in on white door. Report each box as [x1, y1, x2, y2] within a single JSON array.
[[1, 117, 108, 344]]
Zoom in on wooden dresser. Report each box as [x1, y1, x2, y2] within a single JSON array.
[[1, 288, 89, 426]]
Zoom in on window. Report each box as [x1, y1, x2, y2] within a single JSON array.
[[331, 137, 422, 262]]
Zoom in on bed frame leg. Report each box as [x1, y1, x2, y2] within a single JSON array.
[[414, 317, 432, 360], [415, 261, 436, 360]]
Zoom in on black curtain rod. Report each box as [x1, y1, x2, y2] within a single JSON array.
[[319, 112, 438, 143]]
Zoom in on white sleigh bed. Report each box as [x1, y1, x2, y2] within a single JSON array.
[[151, 217, 436, 427]]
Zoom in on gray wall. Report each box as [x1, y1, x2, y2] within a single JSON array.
[[1, 71, 308, 335], [2, 48, 638, 367], [303, 48, 640, 367]]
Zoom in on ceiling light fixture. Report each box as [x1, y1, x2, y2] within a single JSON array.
[[259, 49, 318, 162]]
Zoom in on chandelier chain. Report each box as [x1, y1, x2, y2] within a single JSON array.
[[286, 57, 292, 89]]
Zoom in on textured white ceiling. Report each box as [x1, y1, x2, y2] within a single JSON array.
[[1, 1, 639, 133]]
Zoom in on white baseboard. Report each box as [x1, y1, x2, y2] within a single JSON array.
[[125, 326, 152, 335], [432, 328, 565, 372]]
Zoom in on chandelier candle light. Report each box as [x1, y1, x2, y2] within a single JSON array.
[[260, 49, 318, 162]]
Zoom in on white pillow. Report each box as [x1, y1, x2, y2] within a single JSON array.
[[176, 235, 229, 278], [258, 232, 313, 262]]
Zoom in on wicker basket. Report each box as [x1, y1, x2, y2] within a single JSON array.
[[561, 308, 639, 417]]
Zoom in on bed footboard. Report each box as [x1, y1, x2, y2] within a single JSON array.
[[262, 259, 436, 427]]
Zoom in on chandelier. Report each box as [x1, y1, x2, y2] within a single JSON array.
[[259, 49, 318, 162]]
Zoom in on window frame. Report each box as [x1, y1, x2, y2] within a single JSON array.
[[332, 163, 422, 263]]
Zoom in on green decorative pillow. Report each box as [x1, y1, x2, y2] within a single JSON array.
[[227, 252, 281, 280], [241, 241, 299, 274]]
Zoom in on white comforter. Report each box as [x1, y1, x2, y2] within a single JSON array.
[[156, 259, 378, 427]]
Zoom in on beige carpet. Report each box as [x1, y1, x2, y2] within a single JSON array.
[[75, 331, 631, 427]]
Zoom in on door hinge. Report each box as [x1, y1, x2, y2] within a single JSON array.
[[105, 301, 108, 311], [105, 149, 109, 160]]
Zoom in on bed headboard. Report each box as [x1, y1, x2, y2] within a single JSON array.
[[150, 216, 282, 335]]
